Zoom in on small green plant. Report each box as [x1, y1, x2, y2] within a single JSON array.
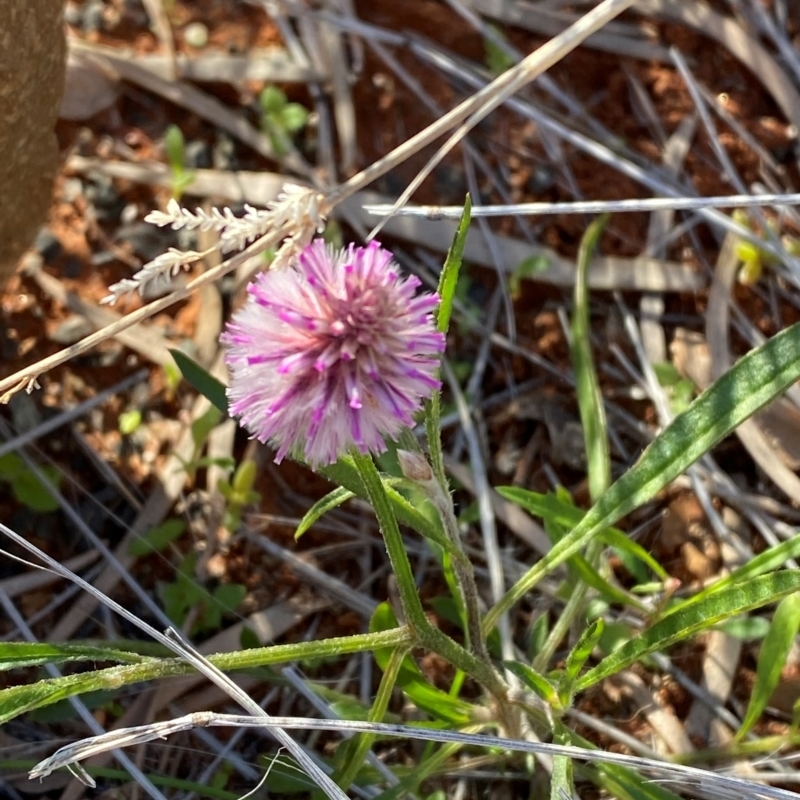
[[216, 458, 260, 531], [732, 208, 800, 285], [653, 361, 695, 415], [0, 453, 61, 513], [159, 551, 247, 635], [259, 85, 309, 157], [483, 23, 516, 75], [164, 124, 196, 200], [118, 409, 142, 435]]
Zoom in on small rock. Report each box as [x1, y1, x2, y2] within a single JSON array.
[[62, 255, 82, 278], [184, 139, 212, 169], [35, 227, 62, 264], [121, 203, 139, 225], [81, 0, 105, 33], [64, 2, 83, 26], [115, 222, 176, 262], [84, 174, 123, 221], [61, 178, 84, 204], [212, 134, 238, 171], [184, 22, 209, 49], [528, 164, 555, 194], [49, 314, 95, 344]]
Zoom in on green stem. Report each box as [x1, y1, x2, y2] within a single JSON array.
[[334, 645, 409, 790], [532, 544, 600, 673], [351, 450, 509, 700], [0, 628, 414, 725]]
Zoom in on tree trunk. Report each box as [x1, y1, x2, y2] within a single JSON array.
[[0, 0, 66, 284]]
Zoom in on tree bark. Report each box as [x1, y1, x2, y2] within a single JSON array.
[[0, 0, 66, 284]]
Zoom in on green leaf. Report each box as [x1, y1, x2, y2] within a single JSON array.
[[483, 24, 515, 75], [559, 618, 604, 704], [295, 486, 355, 540], [435, 195, 471, 336], [737, 592, 800, 740], [260, 85, 287, 115], [577, 571, 800, 691], [129, 519, 186, 556], [370, 603, 472, 724], [497, 488, 666, 580], [509, 254, 549, 298], [191, 404, 224, 453], [212, 583, 247, 613], [118, 409, 142, 435], [10, 465, 60, 512], [714, 615, 770, 641], [280, 102, 309, 133], [164, 124, 186, 174], [0, 642, 147, 671], [571, 214, 611, 501], [597, 763, 685, 800], [670, 533, 800, 614], [319, 458, 453, 553], [487, 321, 800, 633], [502, 660, 560, 707], [170, 349, 228, 414]]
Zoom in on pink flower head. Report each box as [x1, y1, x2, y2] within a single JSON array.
[[222, 239, 446, 468]]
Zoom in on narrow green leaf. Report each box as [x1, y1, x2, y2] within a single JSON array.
[[737, 592, 800, 740], [435, 195, 471, 335], [486, 321, 800, 633], [670, 533, 800, 614], [0, 628, 412, 724], [319, 458, 451, 551], [497, 487, 666, 580], [597, 764, 684, 800], [164, 124, 186, 174], [295, 486, 354, 540], [571, 215, 611, 501], [0, 643, 147, 671], [559, 619, 604, 704], [426, 196, 471, 491], [502, 660, 560, 707], [577, 571, 800, 691], [170, 349, 228, 414], [370, 603, 472, 724]]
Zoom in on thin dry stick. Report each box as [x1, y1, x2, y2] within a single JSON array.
[[0, 0, 637, 402]]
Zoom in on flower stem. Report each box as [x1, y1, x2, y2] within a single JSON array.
[[351, 450, 508, 700]]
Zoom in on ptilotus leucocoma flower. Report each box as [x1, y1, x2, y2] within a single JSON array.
[[222, 239, 446, 468]]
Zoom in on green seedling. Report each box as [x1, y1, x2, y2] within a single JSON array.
[[164, 124, 196, 200], [509, 254, 549, 299], [0, 453, 61, 513], [483, 23, 516, 75], [217, 458, 260, 531], [129, 519, 186, 557], [118, 409, 141, 435], [653, 361, 695, 415], [159, 551, 246, 635], [259, 85, 309, 157], [730, 209, 800, 286]]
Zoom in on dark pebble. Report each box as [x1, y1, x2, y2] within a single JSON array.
[[84, 174, 124, 221], [62, 255, 83, 278], [35, 227, 62, 264], [528, 164, 556, 194], [184, 139, 212, 169], [115, 222, 177, 261], [81, 0, 105, 33]]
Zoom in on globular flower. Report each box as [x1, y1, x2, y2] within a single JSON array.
[[222, 239, 446, 468]]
